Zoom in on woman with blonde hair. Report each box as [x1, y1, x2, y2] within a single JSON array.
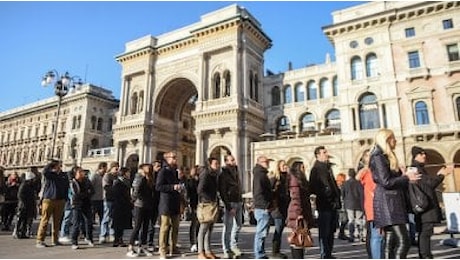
[[370, 128, 420, 258], [268, 160, 290, 258]]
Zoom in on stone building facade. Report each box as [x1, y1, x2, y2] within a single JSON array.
[[0, 84, 118, 172], [1, 2, 459, 192]]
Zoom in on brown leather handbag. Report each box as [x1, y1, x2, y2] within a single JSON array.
[[287, 216, 314, 247]]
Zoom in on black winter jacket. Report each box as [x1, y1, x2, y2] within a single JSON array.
[[218, 165, 242, 209], [412, 160, 444, 224], [70, 178, 94, 209], [252, 164, 272, 210], [309, 160, 341, 211], [198, 167, 218, 203], [132, 174, 155, 209], [156, 164, 181, 216]]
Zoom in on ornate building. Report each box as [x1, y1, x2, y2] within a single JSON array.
[[2, 2, 459, 192], [0, 84, 118, 172]]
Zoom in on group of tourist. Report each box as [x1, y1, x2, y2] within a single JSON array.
[[0, 128, 455, 259]]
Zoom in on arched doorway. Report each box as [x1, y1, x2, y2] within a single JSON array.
[[209, 145, 231, 166], [155, 78, 197, 168]]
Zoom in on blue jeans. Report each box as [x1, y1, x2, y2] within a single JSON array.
[[254, 209, 271, 259], [60, 208, 72, 238], [369, 221, 384, 259], [99, 200, 114, 239], [222, 202, 243, 252], [272, 217, 285, 247]]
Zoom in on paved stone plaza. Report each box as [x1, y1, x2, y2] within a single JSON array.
[[1, 220, 459, 259]]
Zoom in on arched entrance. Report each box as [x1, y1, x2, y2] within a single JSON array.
[[154, 78, 198, 169], [210, 145, 231, 166]]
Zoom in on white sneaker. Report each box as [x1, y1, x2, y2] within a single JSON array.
[[190, 244, 198, 253], [98, 237, 106, 244], [126, 250, 138, 257], [71, 244, 79, 250], [87, 241, 94, 247], [58, 236, 71, 243]]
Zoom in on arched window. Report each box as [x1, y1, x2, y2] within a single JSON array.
[[276, 116, 291, 134], [97, 118, 103, 131], [300, 113, 315, 132], [284, 85, 292, 104], [415, 101, 429, 125], [307, 80, 317, 100], [91, 138, 99, 149], [138, 91, 144, 112], [77, 115, 81, 129], [351, 56, 363, 80], [272, 86, 281, 106], [359, 92, 380, 130], [131, 92, 138, 114], [72, 116, 76, 129], [214, 72, 221, 99], [71, 138, 77, 159], [108, 118, 113, 132], [224, 70, 231, 97], [457, 97, 460, 121], [332, 76, 338, 96], [91, 116, 97, 130], [325, 109, 341, 132], [366, 53, 378, 77], [294, 83, 305, 102], [319, 78, 331, 99]]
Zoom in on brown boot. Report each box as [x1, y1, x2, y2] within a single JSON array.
[[205, 252, 220, 259], [198, 252, 209, 259]]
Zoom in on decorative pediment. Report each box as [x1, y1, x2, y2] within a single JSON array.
[[445, 81, 460, 96], [406, 86, 434, 100]]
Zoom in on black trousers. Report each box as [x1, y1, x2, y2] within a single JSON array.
[[384, 224, 410, 259], [129, 206, 153, 246], [417, 222, 434, 258]]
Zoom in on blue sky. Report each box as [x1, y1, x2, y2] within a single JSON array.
[[0, 1, 361, 112]]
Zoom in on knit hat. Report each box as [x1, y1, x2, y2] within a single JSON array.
[[25, 172, 36, 181], [411, 146, 425, 159]]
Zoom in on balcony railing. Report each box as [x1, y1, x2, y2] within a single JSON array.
[[86, 147, 116, 157]]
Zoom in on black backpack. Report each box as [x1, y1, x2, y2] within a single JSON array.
[[408, 182, 429, 214]]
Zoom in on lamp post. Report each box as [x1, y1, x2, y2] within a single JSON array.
[[41, 70, 82, 160]]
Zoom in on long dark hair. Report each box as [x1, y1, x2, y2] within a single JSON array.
[[290, 161, 309, 191]]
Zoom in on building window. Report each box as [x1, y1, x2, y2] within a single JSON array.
[[408, 51, 421, 68], [294, 83, 305, 102], [365, 53, 378, 77], [97, 118, 103, 131], [300, 113, 315, 132], [284, 85, 292, 104], [351, 56, 363, 80], [77, 115, 81, 129], [415, 101, 429, 125], [325, 109, 341, 132], [319, 78, 331, 99], [447, 44, 459, 62], [405, 27, 415, 38], [307, 80, 317, 100], [254, 74, 259, 102], [249, 72, 254, 100], [443, 19, 454, 30], [91, 116, 97, 130], [108, 118, 113, 132], [271, 86, 281, 106], [359, 92, 380, 130], [72, 116, 76, 129], [91, 138, 99, 149], [456, 97, 460, 121], [138, 91, 144, 113], [276, 116, 291, 134], [213, 72, 221, 99], [224, 70, 231, 97], [131, 92, 138, 114], [332, 76, 338, 96]]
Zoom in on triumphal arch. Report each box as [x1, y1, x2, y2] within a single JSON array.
[[113, 4, 270, 191]]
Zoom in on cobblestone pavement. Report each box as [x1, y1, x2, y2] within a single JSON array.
[[1, 220, 460, 259]]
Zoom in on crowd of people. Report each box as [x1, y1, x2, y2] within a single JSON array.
[[0, 128, 455, 259]]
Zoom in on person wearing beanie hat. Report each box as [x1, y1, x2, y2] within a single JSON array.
[[411, 146, 425, 159]]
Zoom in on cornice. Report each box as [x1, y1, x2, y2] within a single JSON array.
[[323, 1, 459, 42]]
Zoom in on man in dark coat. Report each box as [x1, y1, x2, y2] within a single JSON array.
[[156, 151, 182, 259], [411, 146, 452, 259], [309, 146, 341, 259], [342, 168, 364, 242], [252, 155, 273, 259]]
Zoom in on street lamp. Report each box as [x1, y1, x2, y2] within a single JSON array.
[[41, 70, 82, 160]]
